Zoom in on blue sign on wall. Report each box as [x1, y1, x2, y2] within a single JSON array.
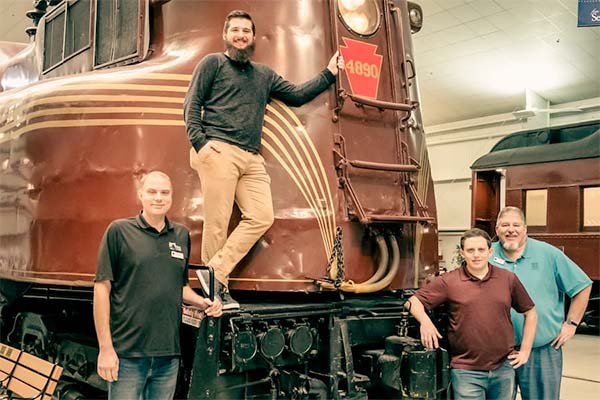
[[578, 0, 600, 27]]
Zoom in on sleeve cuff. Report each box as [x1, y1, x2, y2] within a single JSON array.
[[323, 68, 336, 84]]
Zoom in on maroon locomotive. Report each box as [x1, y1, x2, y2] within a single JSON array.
[[0, 1, 447, 398], [471, 120, 600, 331]]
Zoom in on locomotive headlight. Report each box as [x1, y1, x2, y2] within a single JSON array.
[[338, 0, 380, 36], [339, 0, 365, 11], [345, 13, 370, 34], [233, 331, 258, 362], [258, 327, 285, 359], [288, 325, 314, 356], [407, 2, 423, 33]]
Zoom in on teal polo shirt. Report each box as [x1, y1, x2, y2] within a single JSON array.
[[489, 237, 592, 348]]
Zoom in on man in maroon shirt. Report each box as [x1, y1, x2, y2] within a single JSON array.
[[406, 228, 537, 399]]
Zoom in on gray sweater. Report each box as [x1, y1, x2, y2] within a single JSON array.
[[184, 53, 336, 154]]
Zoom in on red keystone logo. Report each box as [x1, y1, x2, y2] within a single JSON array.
[[339, 37, 383, 99]]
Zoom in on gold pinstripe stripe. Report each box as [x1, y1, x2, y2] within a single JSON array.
[[263, 116, 333, 252], [414, 142, 427, 286], [47, 72, 193, 82], [264, 108, 335, 245], [0, 96, 184, 134], [269, 100, 336, 232], [422, 150, 430, 203], [133, 73, 192, 81], [15, 94, 184, 109], [2, 271, 95, 277], [1, 107, 182, 132], [261, 136, 332, 257], [263, 101, 336, 258], [0, 93, 336, 262], [27, 83, 189, 93], [2, 118, 184, 144]]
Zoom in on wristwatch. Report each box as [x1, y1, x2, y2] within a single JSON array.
[[566, 318, 579, 327]]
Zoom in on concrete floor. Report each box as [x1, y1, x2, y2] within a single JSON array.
[[515, 333, 600, 400], [560, 333, 600, 400]]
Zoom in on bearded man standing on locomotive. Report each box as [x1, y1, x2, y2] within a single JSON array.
[[184, 10, 344, 309], [490, 206, 592, 400]]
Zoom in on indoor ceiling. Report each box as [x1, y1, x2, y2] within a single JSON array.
[[0, 0, 599, 127]]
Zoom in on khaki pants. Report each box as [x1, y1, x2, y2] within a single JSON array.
[[190, 140, 274, 286]]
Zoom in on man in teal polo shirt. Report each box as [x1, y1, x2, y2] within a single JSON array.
[[490, 206, 592, 400]]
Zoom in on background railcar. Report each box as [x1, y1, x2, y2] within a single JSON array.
[[0, 0, 448, 398], [471, 120, 600, 331]]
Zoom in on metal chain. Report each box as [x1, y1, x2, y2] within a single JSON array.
[[326, 226, 345, 288]]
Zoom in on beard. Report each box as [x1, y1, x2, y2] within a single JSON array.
[[225, 40, 255, 63], [502, 240, 520, 252]]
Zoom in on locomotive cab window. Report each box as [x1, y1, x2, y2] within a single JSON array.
[[583, 187, 600, 230], [94, 0, 149, 69], [43, 0, 91, 73], [525, 189, 547, 228]]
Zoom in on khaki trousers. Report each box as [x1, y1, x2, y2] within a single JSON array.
[[190, 140, 274, 286]]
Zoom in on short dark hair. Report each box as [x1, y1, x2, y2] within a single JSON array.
[[224, 10, 255, 35], [460, 228, 491, 249]]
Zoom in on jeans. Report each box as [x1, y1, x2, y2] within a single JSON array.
[[108, 356, 179, 400], [451, 360, 515, 399], [514, 344, 562, 400]]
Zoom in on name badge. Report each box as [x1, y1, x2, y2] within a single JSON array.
[[492, 256, 505, 265], [171, 251, 184, 260]]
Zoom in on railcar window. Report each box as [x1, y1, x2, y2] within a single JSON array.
[[95, 0, 140, 67], [43, 10, 65, 71], [525, 189, 547, 227], [65, 0, 91, 58], [583, 187, 600, 228], [43, 0, 91, 73]]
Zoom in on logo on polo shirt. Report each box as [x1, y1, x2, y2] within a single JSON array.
[[531, 262, 539, 270], [169, 242, 184, 259]]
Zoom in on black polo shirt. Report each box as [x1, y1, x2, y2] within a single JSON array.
[[96, 214, 190, 357]]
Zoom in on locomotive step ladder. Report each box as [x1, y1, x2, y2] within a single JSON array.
[[333, 132, 433, 225]]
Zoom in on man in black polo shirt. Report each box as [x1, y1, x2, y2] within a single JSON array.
[[93, 171, 222, 400], [405, 228, 537, 400]]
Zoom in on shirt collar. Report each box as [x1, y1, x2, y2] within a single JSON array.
[[135, 212, 172, 233], [223, 52, 253, 69], [459, 264, 493, 282]]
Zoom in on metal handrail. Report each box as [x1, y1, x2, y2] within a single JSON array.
[[346, 92, 414, 111], [347, 159, 419, 172]]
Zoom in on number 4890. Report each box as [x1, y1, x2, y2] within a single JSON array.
[[345, 59, 379, 78]]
